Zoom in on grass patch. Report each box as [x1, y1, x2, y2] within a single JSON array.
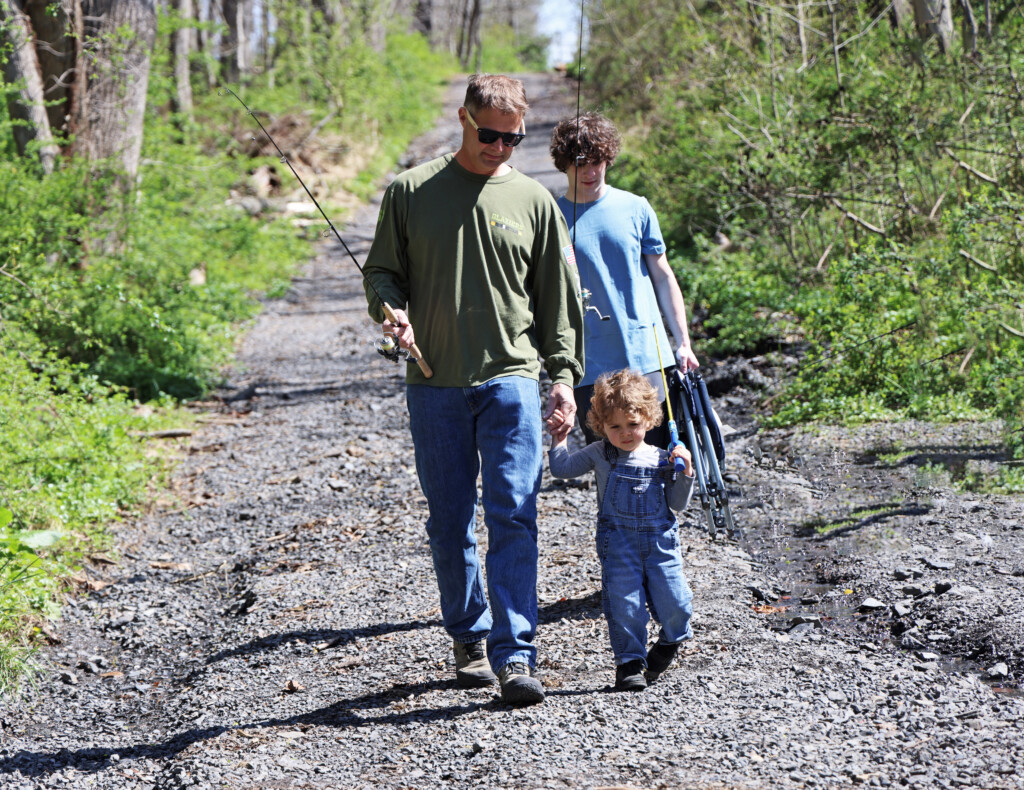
[[0, 347, 187, 689]]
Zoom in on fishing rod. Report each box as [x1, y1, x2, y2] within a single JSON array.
[[222, 88, 433, 379], [570, 0, 609, 324], [653, 323, 686, 475]]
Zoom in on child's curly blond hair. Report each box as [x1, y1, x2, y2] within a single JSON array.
[[586, 369, 663, 438]]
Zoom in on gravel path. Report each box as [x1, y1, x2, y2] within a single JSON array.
[[2, 72, 1023, 790]]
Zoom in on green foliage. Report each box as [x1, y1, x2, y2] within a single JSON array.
[[768, 192, 1023, 447], [0, 346, 183, 688], [588, 1, 1024, 460], [477, 24, 550, 73], [0, 150, 304, 399], [249, 9, 454, 143], [0, 5, 457, 691], [341, 32, 458, 198], [673, 236, 794, 357]]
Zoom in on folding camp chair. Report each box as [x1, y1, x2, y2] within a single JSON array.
[[670, 369, 740, 540]]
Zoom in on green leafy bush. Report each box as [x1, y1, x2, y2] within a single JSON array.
[[0, 346, 182, 687], [589, 2, 1024, 472], [0, 10, 457, 690]]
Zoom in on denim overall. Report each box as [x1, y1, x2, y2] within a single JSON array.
[[596, 443, 694, 665]]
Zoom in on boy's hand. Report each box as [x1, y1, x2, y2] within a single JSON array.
[[670, 444, 694, 477], [546, 408, 571, 443]]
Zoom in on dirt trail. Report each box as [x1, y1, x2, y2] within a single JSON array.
[[1, 72, 1023, 790]]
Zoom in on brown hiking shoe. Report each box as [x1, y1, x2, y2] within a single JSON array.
[[453, 640, 496, 688], [497, 661, 545, 706]]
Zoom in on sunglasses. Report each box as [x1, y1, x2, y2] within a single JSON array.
[[464, 108, 526, 147]]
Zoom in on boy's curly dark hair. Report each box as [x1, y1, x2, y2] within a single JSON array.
[[549, 112, 622, 173], [586, 369, 663, 438]]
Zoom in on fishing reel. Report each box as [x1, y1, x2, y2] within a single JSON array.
[[581, 288, 611, 321], [375, 333, 410, 364]]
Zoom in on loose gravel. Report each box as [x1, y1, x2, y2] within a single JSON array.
[[2, 72, 1022, 790]]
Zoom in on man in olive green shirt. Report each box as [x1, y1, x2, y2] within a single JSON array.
[[363, 74, 584, 706]]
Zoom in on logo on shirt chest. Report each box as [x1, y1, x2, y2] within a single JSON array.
[[490, 212, 524, 236]]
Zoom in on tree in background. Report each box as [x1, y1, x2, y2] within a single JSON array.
[[912, 0, 954, 52], [75, 1, 158, 182], [1, 0, 157, 183], [416, 0, 538, 70], [170, 0, 195, 120], [0, 0, 60, 172]]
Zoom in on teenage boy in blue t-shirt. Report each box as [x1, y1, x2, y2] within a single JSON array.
[[549, 112, 699, 446]]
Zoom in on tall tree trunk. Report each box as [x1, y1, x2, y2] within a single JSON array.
[[470, 0, 481, 72], [261, 0, 273, 86], [238, 0, 253, 77], [220, 0, 254, 83], [457, 0, 480, 68], [911, 0, 953, 54], [0, 0, 60, 172], [171, 0, 194, 120], [960, 0, 978, 56], [221, 0, 239, 83], [196, 0, 218, 87], [890, 0, 914, 31], [66, 0, 86, 142], [796, 1, 808, 69], [22, 0, 73, 134], [75, 0, 157, 182], [413, 0, 431, 38], [456, 0, 469, 64]]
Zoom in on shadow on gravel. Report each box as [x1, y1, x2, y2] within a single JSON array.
[[203, 619, 442, 665], [278, 288, 369, 305], [795, 502, 933, 540], [855, 444, 1006, 467], [538, 591, 602, 624], [0, 680, 502, 779]]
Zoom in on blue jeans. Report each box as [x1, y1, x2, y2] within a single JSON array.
[[596, 460, 693, 665], [406, 376, 543, 672]]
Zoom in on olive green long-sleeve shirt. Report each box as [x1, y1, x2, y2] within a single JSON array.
[[363, 154, 585, 388]]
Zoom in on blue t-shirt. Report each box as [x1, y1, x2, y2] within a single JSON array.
[[557, 187, 674, 387]]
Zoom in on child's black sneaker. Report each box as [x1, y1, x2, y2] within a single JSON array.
[[645, 641, 680, 683], [453, 640, 496, 688], [614, 659, 647, 692]]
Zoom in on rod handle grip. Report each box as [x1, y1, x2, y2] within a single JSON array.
[[382, 302, 433, 379], [668, 422, 686, 471]]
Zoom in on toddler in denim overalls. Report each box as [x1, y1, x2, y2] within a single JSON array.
[[547, 369, 695, 691]]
